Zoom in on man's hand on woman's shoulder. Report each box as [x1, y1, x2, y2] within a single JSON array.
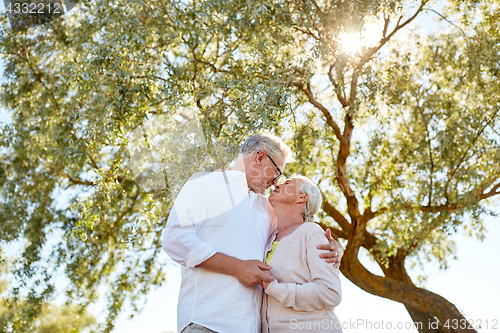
[[317, 228, 344, 268]]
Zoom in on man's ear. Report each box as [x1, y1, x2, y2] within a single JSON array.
[[256, 151, 265, 164]]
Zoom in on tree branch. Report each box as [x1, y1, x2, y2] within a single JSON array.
[[328, 62, 348, 107], [322, 200, 351, 232], [292, 26, 321, 41], [335, 111, 361, 235], [58, 170, 95, 186], [317, 222, 347, 240], [322, 199, 386, 261], [478, 181, 500, 200], [292, 81, 346, 145], [423, 8, 467, 38], [382, 15, 390, 38], [114, 191, 140, 227], [347, 0, 429, 106], [416, 105, 435, 206], [362, 206, 388, 222], [444, 107, 500, 201], [409, 180, 500, 213]]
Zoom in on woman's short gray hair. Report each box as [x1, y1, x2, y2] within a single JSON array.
[[292, 175, 322, 222], [240, 133, 293, 165]]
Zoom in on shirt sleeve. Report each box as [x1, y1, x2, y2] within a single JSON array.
[[264, 231, 342, 312], [162, 173, 218, 268]]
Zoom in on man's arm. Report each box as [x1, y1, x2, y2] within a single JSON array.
[[162, 173, 274, 287], [197, 253, 275, 288]]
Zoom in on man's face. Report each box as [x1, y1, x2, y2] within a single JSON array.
[[245, 151, 285, 194]]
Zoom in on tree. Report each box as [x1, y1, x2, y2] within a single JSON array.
[[0, 248, 96, 332], [0, 0, 498, 332]]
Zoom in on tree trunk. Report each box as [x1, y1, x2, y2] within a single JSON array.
[[383, 254, 452, 333], [405, 306, 448, 333], [340, 245, 477, 333]]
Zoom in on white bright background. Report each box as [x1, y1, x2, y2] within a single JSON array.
[[0, 1, 499, 333]]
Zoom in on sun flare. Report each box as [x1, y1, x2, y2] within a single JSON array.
[[339, 21, 383, 55], [340, 33, 363, 54]]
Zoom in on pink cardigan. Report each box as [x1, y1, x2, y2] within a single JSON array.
[[261, 222, 343, 333]]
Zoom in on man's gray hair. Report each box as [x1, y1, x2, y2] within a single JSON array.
[[240, 133, 293, 164], [292, 175, 322, 222]]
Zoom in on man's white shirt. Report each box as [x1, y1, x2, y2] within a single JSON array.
[[162, 170, 277, 333]]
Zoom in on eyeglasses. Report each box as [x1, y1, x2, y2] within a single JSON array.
[[257, 151, 282, 183]]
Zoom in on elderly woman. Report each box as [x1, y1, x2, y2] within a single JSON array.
[[261, 175, 343, 333]]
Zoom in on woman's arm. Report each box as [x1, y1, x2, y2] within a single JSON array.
[[264, 231, 342, 312]]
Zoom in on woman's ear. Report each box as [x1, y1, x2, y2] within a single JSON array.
[[297, 193, 310, 203]]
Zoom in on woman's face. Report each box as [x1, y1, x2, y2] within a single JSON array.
[[269, 178, 302, 205]]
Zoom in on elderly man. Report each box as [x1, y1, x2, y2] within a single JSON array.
[[162, 133, 343, 333]]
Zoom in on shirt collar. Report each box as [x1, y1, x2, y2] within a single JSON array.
[[224, 169, 248, 186], [225, 170, 262, 198]]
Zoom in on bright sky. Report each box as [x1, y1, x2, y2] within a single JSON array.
[[1, 1, 499, 333]]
